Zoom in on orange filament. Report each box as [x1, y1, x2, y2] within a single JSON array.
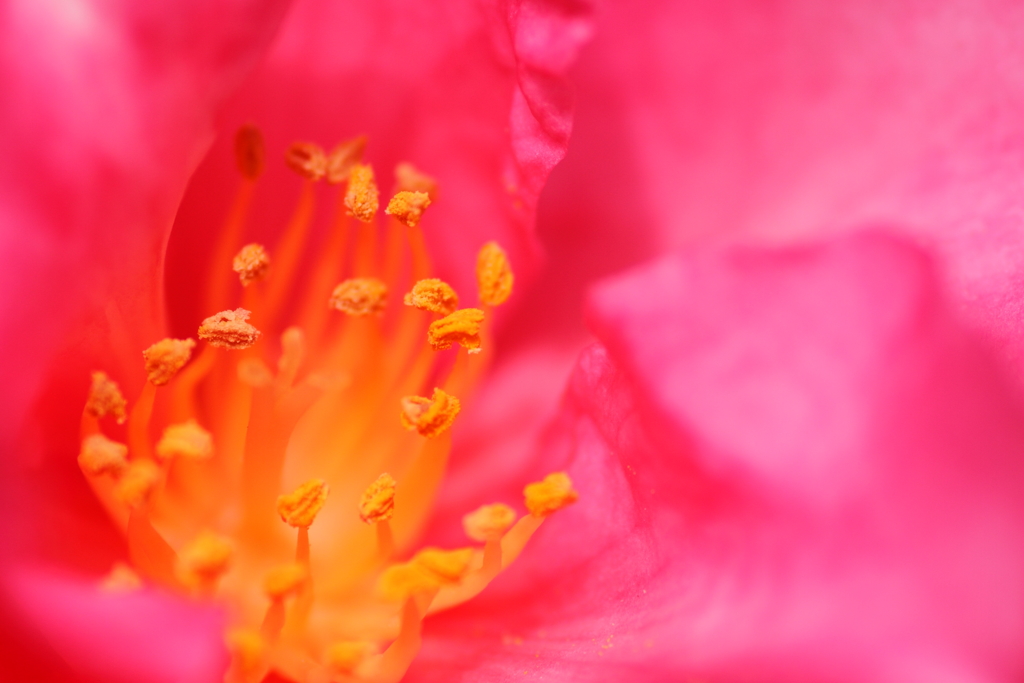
[[427, 308, 485, 354], [235, 124, 266, 181], [177, 530, 233, 589], [385, 191, 431, 228], [463, 503, 516, 541], [329, 278, 388, 316], [78, 433, 128, 476], [326, 135, 367, 184], [142, 338, 196, 386], [285, 142, 328, 181], [476, 241, 514, 306], [359, 473, 397, 524], [277, 479, 330, 528], [403, 278, 458, 315], [198, 309, 261, 349], [155, 419, 214, 461], [400, 388, 460, 438], [524, 472, 579, 517], [233, 243, 270, 286], [115, 459, 161, 508], [85, 371, 127, 424], [345, 163, 380, 222]]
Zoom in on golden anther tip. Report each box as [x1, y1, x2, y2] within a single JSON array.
[[385, 190, 431, 228], [232, 243, 270, 286], [100, 562, 142, 593], [156, 419, 214, 461], [176, 530, 233, 587], [524, 472, 578, 518], [142, 338, 196, 386], [427, 308, 485, 354], [395, 162, 438, 199], [377, 561, 441, 602], [413, 547, 474, 583], [226, 628, 265, 672], [235, 124, 265, 180], [325, 641, 372, 674], [463, 503, 517, 542], [344, 163, 380, 222], [359, 473, 397, 524], [285, 141, 327, 181], [85, 371, 127, 424], [115, 459, 162, 508], [198, 308, 261, 349], [263, 562, 308, 599], [400, 387, 461, 438], [277, 478, 330, 528], [329, 278, 388, 316], [78, 433, 129, 476], [326, 135, 368, 184], [477, 241, 514, 306], [404, 278, 459, 315]]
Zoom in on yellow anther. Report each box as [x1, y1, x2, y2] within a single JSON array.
[[377, 561, 440, 602], [176, 530, 233, 587], [428, 308, 485, 354], [115, 459, 162, 508], [155, 420, 213, 461], [359, 473, 396, 524], [413, 547, 474, 582], [325, 641, 371, 674], [395, 162, 438, 199], [237, 357, 274, 388], [524, 472, 579, 518], [285, 141, 327, 181], [277, 479, 330, 528], [404, 278, 459, 315], [198, 308, 261, 349], [463, 503, 517, 542], [476, 241, 514, 306], [329, 278, 388, 316], [78, 433, 128, 476], [263, 562, 308, 599], [400, 387, 461, 438], [142, 338, 196, 386], [100, 562, 142, 593], [235, 124, 265, 180], [326, 135, 367, 184], [385, 190, 431, 228], [85, 371, 127, 424], [232, 243, 270, 286], [344, 163, 380, 222], [226, 628, 265, 672]]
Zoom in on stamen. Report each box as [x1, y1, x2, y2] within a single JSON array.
[[155, 420, 214, 461], [399, 388, 460, 438], [329, 278, 388, 316], [176, 530, 233, 589], [285, 142, 328, 181], [232, 243, 270, 286], [524, 472, 578, 517], [85, 371, 127, 424], [115, 459, 162, 508], [100, 562, 142, 592], [277, 479, 330, 528], [142, 338, 196, 386], [277, 326, 306, 389], [263, 562, 308, 599], [403, 278, 459, 315], [427, 308, 485, 354], [359, 473, 397, 524], [237, 357, 274, 388], [235, 124, 265, 180], [198, 308, 261, 349], [462, 503, 516, 542], [325, 641, 371, 674], [345, 163, 380, 222], [78, 433, 128, 476], [476, 241, 514, 306], [377, 562, 440, 602], [326, 135, 367, 184], [395, 162, 438, 198], [385, 191, 431, 228], [226, 628, 266, 675], [412, 547, 473, 582]]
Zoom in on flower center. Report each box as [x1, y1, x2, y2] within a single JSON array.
[[76, 126, 577, 683]]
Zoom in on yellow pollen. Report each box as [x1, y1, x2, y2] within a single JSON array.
[[285, 141, 328, 181], [329, 278, 388, 316], [232, 243, 270, 286], [155, 419, 214, 461], [476, 241, 514, 306], [226, 628, 265, 672], [85, 371, 127, 424], [198, 308, 261, 349], [359, 473, 396, 524], [78, 433, 128, 476], [345, 163, 380, 222], [377, 561, 440, 602], [428, 308, 485, 354], [463, 503, 516, 542], [399, 388, 460, 438], [235, 124, 265, 180], [100, 562, 142, 592], [142, 338, 196, 386], [404, 278, 459, 315], [326, 135, 368, 184], [325, 641, 371, 674], [263, 562, 308, 599], [385, 190, 432, 228], [395, 162, 438, 198], [177, 530, 233, 587], [277, 479, 330, 528], [412, 547, 474, 582], [115, 459, 162, 508], [524, 472, 579, 517]]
